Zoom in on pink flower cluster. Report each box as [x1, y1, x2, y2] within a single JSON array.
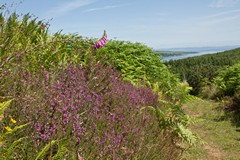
[[18, 61, 159, 159], [94, 30, 107, 49]]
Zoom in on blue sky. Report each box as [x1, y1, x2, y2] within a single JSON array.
[[2, 0, 240, 49]]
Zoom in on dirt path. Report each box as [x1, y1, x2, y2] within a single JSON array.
[[204, 145, 224, 160], [183, 104, 224, 159], [183, 106, 225, 160], [182, 101, 227, 160]]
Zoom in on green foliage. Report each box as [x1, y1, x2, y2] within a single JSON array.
[[214, 63, 240, 97], [3, 123, 29, 137], [147, 101, 200, 146], [96, 40, 180, 95], [0, 119, 29, 160], [0, 9, 95, 73], [4, 137, 25, 160], [52, 142, 67, 160], [0, 99, 12, 121], [0, 11, 48, 69], [166, 48, 240, 95], [35, 140, 56, 160], [220, 93, 240, 127], [170, 81, 194, 103], [214, 63, 240, 125]]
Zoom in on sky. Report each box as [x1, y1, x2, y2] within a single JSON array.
[[1, 0, 240, 49]]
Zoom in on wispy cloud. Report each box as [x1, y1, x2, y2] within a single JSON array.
[[196, 9, 240, 25], [209, 0, 240, 8], [84, 5, 119, 12], [207, 14, 240, 24], [46, 0, 96, 18], [205, 9, 240, 18]]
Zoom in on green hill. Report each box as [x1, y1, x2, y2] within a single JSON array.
[[165, 48, 240, 95]]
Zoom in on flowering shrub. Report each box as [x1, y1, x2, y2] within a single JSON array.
[[6, 60, 162, 159]]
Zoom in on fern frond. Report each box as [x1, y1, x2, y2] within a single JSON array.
[[35, 140, 56, 160], [3, 123, 30, 137], [0, 99, 12, 121], [176, 123, 199, 146], [5, 137, 24, 159], [52, 144, 67, 160]]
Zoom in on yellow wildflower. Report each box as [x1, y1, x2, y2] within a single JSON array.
[[0, 136, 3, 145], [5, 126, 13, 132], [10, 117, 17, 124]]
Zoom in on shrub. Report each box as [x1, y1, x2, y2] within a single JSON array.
[[2, 60, 175, 159], [96, 41, 181, 96], [214, 63, 240, 97]]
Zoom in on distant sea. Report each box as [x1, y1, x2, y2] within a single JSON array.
[[160, 45, 240, 62]]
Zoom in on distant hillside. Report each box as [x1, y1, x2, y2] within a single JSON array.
[[159, 45, 240, 52], [165, 48, 240, 95], [155, 45, 240, 61], [154, 50, 198, 57]]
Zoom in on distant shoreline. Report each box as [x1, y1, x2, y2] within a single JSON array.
[[155, 50, 199, 57], [156, 45, 240, 53], [154, 45, 240, 62], [161, 50, 224, 62]]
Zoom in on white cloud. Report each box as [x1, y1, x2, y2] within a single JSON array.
[[46, 0, 96, 18], [84, 5, 119, 12], [209, 0, 240, 8]]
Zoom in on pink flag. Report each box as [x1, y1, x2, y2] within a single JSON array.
[[94, 30, 107, 49]]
